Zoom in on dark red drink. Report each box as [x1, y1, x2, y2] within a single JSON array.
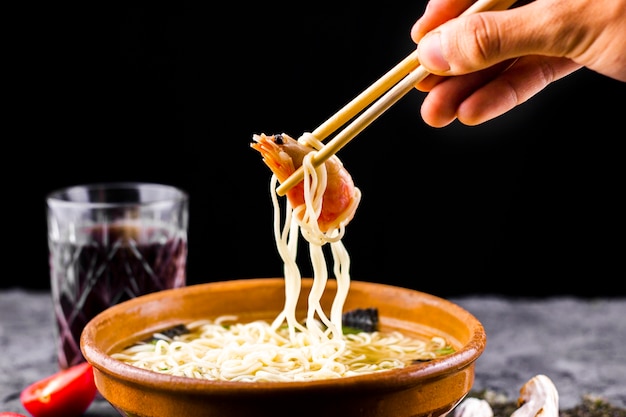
[[50, 223, 187, 369]]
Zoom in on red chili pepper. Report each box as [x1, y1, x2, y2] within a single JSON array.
[[0, 412, 29, 417], [20, 362, 97, 417]]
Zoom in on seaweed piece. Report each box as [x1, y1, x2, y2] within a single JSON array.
[[342, 307, 379, 333], [142, 324, 190, 344]]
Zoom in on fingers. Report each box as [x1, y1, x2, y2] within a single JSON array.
[[412, 0, 626, 127], [420, 56, 582, 127], [455, 57, 580, 125], [420, 61, 514, 127], [411, 0, 476, 42], [415, 0, 625, 78], [416, 5, 544, 76]]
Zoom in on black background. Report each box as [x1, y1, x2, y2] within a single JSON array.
[[5, 2, 624, 298]]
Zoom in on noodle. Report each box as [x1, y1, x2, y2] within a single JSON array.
[[112, 318, 451, 382], [112, 132, 453, 382]]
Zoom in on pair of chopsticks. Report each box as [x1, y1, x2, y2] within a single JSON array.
[[275, 0, 518, 196]]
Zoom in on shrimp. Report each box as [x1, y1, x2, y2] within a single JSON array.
[[251, 132, 360, 233]]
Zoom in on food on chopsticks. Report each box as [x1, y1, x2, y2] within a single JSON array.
[[249, 131, 361, 342], [250, 132, 360, 235], [111, 131, 454, 382]]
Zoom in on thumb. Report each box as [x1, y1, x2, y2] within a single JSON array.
[[416, 5, 548, 75]]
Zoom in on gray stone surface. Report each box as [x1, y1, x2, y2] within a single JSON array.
[[453, 296, 626, 409], [1, 288, 625, 416]]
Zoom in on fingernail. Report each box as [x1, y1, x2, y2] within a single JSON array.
[[419, 32, 450, 72]]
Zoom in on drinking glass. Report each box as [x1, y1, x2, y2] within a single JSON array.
[[46, 182, 189, 369]]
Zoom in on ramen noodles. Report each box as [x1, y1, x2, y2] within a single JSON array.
[[111, 132, 454, 382]]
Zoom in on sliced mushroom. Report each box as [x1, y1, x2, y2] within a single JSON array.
[[454, 397, 494, 417], [511, 374, 559, 417], [453, 374, 559, 417]]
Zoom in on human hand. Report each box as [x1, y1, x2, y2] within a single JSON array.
[[411, 0, 626, 127]]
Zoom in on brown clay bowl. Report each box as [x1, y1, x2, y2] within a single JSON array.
[[81, 278, 486, 417]]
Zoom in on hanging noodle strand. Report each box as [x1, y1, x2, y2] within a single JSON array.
[[112, 133, 452, 382]]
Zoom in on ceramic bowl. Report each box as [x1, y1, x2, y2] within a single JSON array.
[[81, 278, 486, 417]]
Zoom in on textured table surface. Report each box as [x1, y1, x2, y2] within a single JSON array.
[[1, 288, 625, 416]]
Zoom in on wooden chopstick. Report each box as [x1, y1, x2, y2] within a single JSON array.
[[310, 49, 422, 144], [275, 0, 518, 196]]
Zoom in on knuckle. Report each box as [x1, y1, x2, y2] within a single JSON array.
[[454, 14, 502, 70]]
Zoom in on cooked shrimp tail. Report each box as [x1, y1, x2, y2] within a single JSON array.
[[251, 132, 361, 235]]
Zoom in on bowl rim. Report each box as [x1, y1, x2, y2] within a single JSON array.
[[81, 278, 487, 395]]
